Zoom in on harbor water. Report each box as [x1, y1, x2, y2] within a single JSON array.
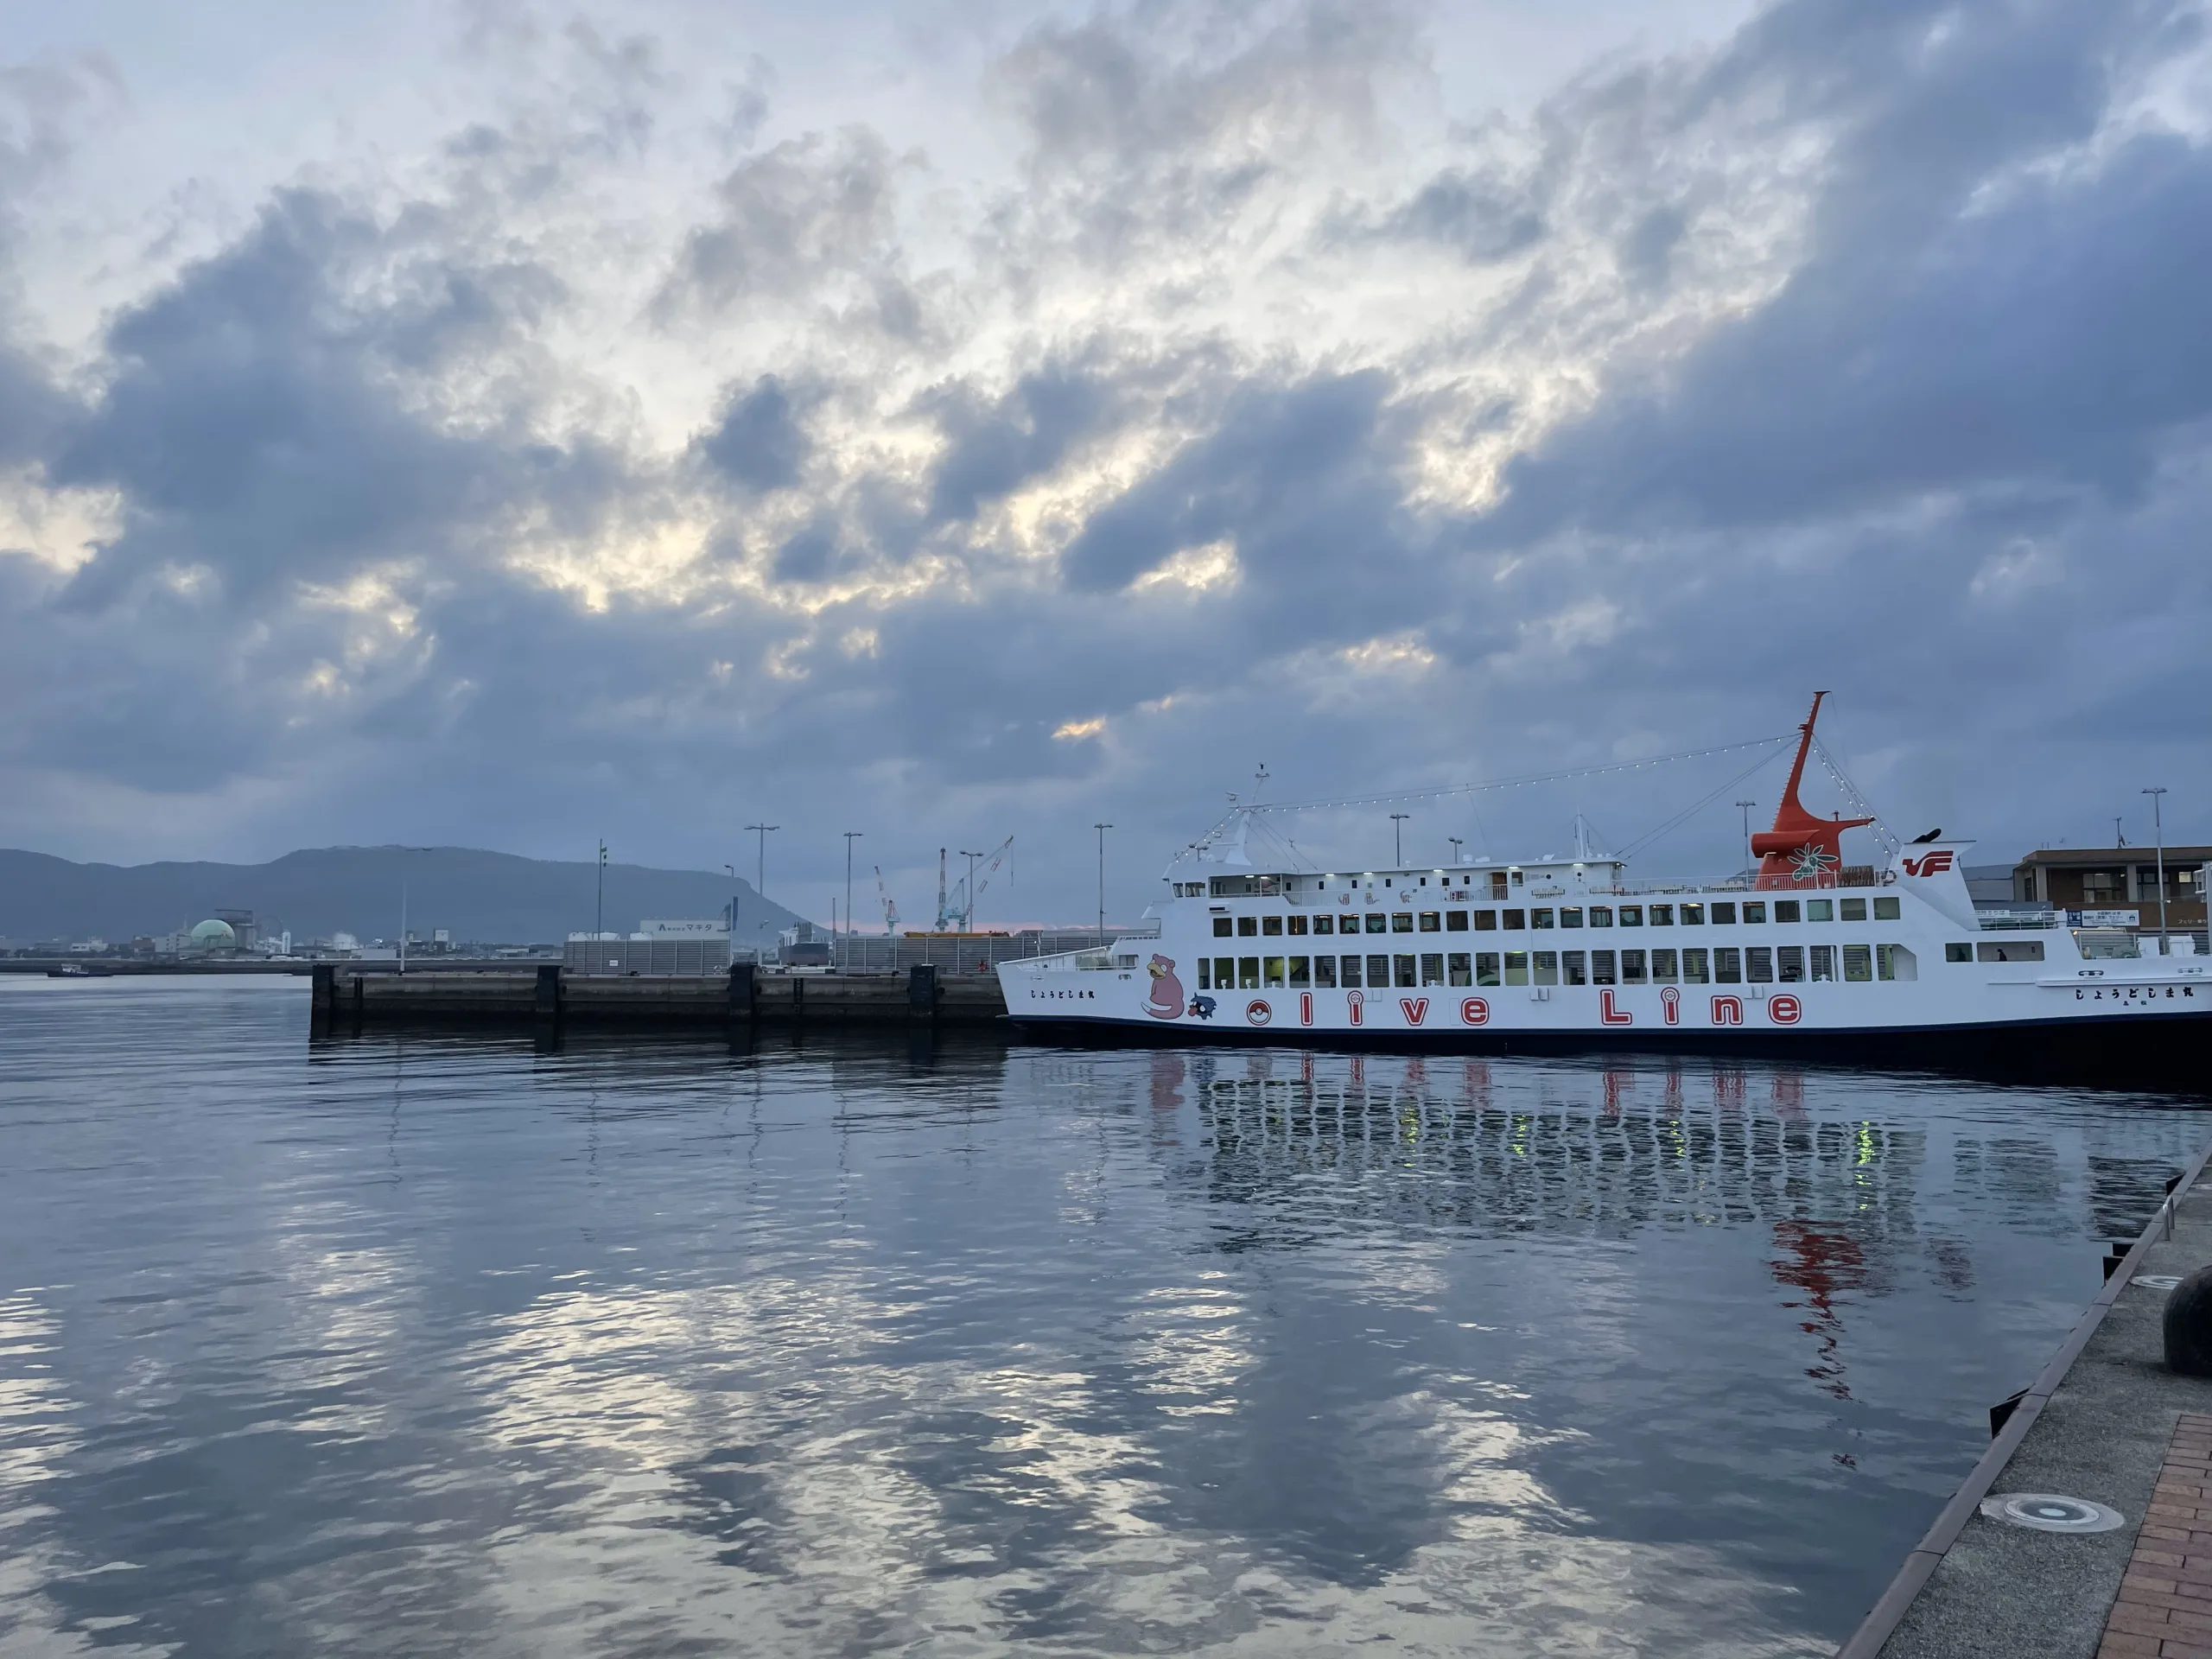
[[2, 976, 2206, 1656]]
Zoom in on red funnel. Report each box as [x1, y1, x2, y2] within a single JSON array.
[[1749, 692, 1872, 889]]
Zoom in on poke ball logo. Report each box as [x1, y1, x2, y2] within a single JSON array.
[[1245, 1000, 1273, 1027]]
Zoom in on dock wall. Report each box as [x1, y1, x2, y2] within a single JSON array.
[[312, 963, 1007, 1031]]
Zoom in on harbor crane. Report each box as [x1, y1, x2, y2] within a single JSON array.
[[874, 865, 899, 934], [937, 834, 1013, 930]]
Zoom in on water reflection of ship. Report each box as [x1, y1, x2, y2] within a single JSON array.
[[1183, 1058, 1925, 1240]]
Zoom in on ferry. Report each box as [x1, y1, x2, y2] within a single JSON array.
[[1001, 697, 2212, 1077]]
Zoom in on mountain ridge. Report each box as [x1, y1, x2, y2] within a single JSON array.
[[0, 846, 810, 946]]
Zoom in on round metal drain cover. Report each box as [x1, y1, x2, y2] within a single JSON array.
[[1980, 1493, 2124, 1533], [2135, 1274, 2184, 1291]]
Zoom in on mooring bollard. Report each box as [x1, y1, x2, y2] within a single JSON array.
[[728, 962, 755, 1023], [2164, 1265, 2212, 1375], [310, 963, 334, 1028], [533, 963, 562, 1022], [908, 963, 937, 1019]]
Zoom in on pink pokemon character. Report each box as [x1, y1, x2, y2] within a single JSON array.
[[1145, 955, 1185, 1020]]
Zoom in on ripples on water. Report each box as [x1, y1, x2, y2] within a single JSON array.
[[1, 977, 2205, 1656]]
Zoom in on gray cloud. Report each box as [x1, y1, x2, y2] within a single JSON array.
[[696, 375, 809, 492], [3, 0, 2210, 916]]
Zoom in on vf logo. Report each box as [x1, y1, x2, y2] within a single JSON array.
[[1902, 849, 1955, 877]]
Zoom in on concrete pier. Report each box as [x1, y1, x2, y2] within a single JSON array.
[[1841, 1137, 2212, 1657], [311, 963, 1007, 1032]]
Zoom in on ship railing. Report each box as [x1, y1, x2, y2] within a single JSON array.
[[1596, 868, 1893, 898], [1975, 909, 2060, 931]]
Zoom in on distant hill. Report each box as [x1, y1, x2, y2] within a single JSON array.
[[0, 846, 810, 947]]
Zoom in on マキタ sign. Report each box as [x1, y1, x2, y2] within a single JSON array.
[[640, 918, 728, 938]]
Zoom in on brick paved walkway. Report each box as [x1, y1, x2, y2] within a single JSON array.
[[2101, 1413, 2212, 1657]]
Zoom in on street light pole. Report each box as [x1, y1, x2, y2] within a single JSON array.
[[398, 845, 433, 973], [2145, 786, 2171, 946], [745, 823, 779, 906], [1389, 812, 1409, 867], [842, 832, 862, 972], [1448, 836, 1463, 868], [1734, 801, 1758, 874], [595, 838, 607, 943], [724, 864, 740, 965], [1095, 823, 1112, 947]]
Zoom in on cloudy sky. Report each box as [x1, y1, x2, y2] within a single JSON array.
[[2, 0, 2207, 924]]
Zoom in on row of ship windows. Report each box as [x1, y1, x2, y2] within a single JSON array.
[[1195, 945, 1926, 990], [1211, 897, 1903, 938]]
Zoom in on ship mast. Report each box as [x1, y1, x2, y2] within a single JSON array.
[[1747, 692, 1874, 889]]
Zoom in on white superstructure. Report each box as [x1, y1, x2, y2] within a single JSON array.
[[1001, 700, 2212, 1075]]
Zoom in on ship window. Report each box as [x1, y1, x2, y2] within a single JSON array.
[[1843, 944, 1872, 981], [1945, 942, 1973, 963], [1811, 945, 1835, 981], [1420, 912, 1441, 932], [1807, 899, 1834, 922], [1533, 950, 1560, 986], [1239, 957, 1261, 988], [1715, 947, 1743, 983], [1392, 912, 1414, 932], [1392, 955, 1414, 988], [1237, 916, 1258, 937], [1214, 957, 1234, 988], [1502, 950, 1528, 986], [1649, 904, 1673, 925], [1533, 909, 1555, 930], [1287, 914, 1308, 936], [1366, 913, 1389, 934], [1503, 909, 1525, 931], [1874, 897, 1902, 920], [1678, 904, 1702, 925], [1622, 949, 1645, 984], [1473, 911, 1497, 931], [1198, 960, 1212, 989], [1263, 957, 1285, 988], [1476, 952, 1501, 986], [1878, 944, 1916, 980], [1288, 956, 1311, 986], [1840, 899, 1868, 922], [1339, 956, 1362, 988], [1774, 900, 1801, 924], [1590, 906, 1613, 927], [1315, 957, 1338, 988], [1448, 952, 1471, 987], [1262, 916, 1282, 937], [1681, 948, 1709, 983], [1778, 945, 1803, 982], [1213, 918, 1232, 937], [1370, 954, 1392, 988], [1745, 946, 1772, 982], [1592, 950, 1617, 985], [1446, 911, 1469, 931], [1563, 950, 1588, 986], [1620, 906, 1643, 926], [1650, 948, 1676, 983], [1421, 953, 1444, 986], [1712, 902, 1738, 925], [1977, 940, 2044, 963], [1319, 914, 1339, 935], [1561, 907, 1584, 929], [1744, 902, 1767, 925]]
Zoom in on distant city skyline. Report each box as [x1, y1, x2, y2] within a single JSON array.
[[1, 0, 2205, 920]]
